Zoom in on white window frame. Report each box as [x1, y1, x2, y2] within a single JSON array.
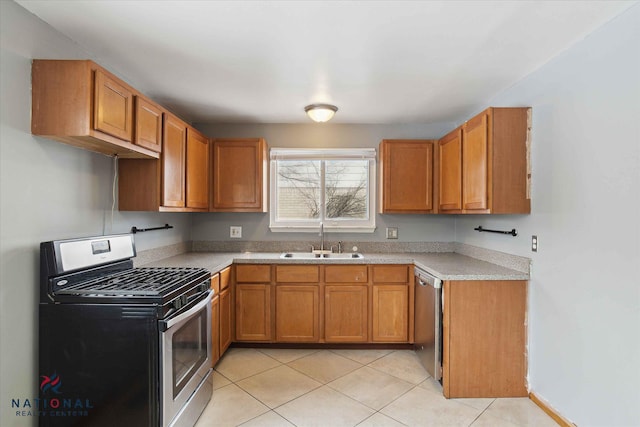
[[269, 148, 377, 233]]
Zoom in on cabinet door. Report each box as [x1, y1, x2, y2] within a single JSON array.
[[324, 285, 368, 342], [380, 140, 434, 213], [211, 139, 266, 211], [220, 266, 231, 291], [462, 113, 489, 210], [211, 294, 220, 367], [94, 69, 133, 141], [443, 280, 527, 398], [276, 285, 319, 342], [162, 114, 186, 207], [219, 287, 232, 354], [372, 285, 408, 342], [438, 128, 462, 211], [186, 129, 209, 209], [235, 284, 271, 341], [134, 96, 162, 153]]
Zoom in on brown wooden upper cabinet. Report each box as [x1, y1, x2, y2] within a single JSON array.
[[438, 107, 531, 214], [118, 115, 209, 212], [211, 138, 268, 212], [438, 128, 463, 211], [186, 128, 210, 209], [134, 95, 163, 153], [94, 69, 133, 142], [379, 140, 437, 213], [31, 60, 158, 159], [162, 113, 187, 208]]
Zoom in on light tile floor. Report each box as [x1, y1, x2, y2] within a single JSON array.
[[196, 348, 558, 427]]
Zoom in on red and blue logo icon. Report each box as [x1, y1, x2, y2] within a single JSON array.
[[40, 373, 62, 394]]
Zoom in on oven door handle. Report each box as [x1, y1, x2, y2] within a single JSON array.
[[162, 290, 212, 330]]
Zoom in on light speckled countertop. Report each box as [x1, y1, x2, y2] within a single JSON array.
[[142, 252, 529, 281]]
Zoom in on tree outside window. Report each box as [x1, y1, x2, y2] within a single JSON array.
[[270, 149, 376, 232]]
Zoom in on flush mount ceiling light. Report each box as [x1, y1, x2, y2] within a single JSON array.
[[304, 104, 338, 123]]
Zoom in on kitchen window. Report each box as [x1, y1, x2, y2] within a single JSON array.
[[269, 148, 376, 232]]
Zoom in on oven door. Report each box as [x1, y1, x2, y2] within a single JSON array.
[[160, 290, 212, 427]]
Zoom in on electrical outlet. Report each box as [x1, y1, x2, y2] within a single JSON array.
[[386, 227, 398, 239], [531, 235, 538, 252], [230, 226, 242, 239]]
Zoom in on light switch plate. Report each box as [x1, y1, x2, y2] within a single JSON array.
[[531, 235, 538, 252], [230, 226, 242, 239], [386, 227, 398, 239]]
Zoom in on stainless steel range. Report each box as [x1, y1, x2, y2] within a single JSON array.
[[39, 234, 212, 427]]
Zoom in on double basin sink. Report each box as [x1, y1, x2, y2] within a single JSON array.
[[280, 252, 364, 260]]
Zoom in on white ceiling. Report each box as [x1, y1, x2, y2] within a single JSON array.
[[17, 0, 636, 124]]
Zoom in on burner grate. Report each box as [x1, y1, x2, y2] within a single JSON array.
[[56, 267, 209, 297]]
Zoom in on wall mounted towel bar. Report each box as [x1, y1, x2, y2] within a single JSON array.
[[131, 224, 173, 234], [474, 226, 518, 237]]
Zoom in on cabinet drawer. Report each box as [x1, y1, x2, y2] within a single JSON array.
[[276, 266, 320, 283], [236, 265, 270, 283], [210, 273, 220, 293], [220, 266, 231, 290], [372, 265, 409, 283], [325, 265, 368, 283]]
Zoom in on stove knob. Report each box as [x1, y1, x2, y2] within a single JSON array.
[[173, 295, 188, 310]]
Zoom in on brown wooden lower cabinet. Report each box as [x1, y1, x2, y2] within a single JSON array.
[[442, 280, 528, 398], [211, 294, 220, 367], [372, 284, 409, 342], [217, 263, 528, 400], [324, 285, 368, 342], [232, 264, 413, 344], [219, 287, 232, 353], [275, 285, 319, 342], [235, 284, 272, 341]]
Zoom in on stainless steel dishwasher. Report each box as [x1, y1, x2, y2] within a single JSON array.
[[414, 267, 443, 381]]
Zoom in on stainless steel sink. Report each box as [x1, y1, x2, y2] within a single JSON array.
[[280, 252, 364, 260], [322, 253, 364, 259]]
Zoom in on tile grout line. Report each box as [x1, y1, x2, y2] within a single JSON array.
[[223, 354, 328, 415], [208, 349, 554, 427], [374, 383, 424, 425], [232, 349, 402, 427], [229, 351, 362, 417], [467, 398, 536, 427]]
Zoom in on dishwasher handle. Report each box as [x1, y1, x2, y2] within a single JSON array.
[[415, 268, 442, 289]]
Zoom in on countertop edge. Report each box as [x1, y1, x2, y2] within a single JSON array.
[[141, 252, 530, 281]]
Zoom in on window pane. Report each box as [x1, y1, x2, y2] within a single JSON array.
[[325, 160, 368, 219], [276, 160, 321, 220]]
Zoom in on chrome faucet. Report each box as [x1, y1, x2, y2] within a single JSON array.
[[319, 222, 324, 253]]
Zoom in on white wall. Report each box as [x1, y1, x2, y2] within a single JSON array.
[[455, 5, 640, 425], [193, 123, 458, 242], [0, 3, 191, 426]]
